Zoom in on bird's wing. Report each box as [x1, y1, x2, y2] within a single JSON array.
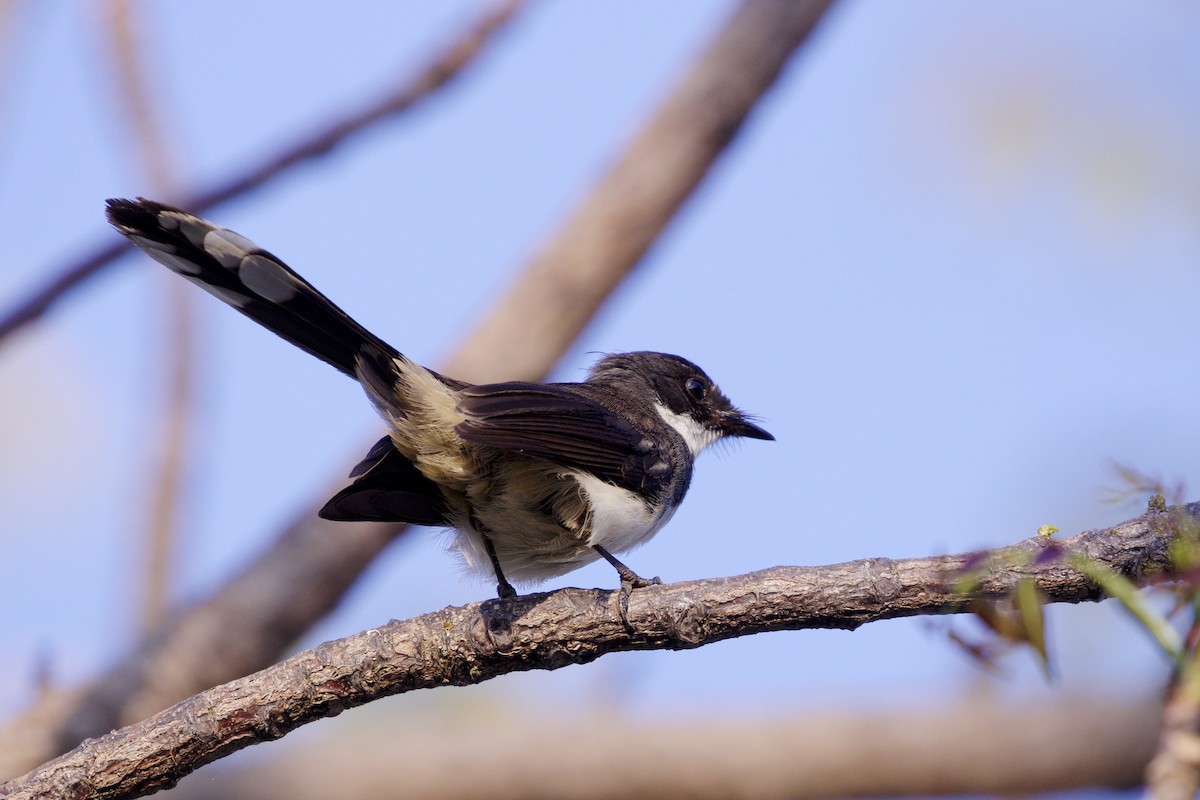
[[320, 436, 448, 525], [454, 382, 672, 496]]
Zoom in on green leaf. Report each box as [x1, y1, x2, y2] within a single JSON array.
[[1073, 555, 1182, 666], [1015, 578, 1051, 678]]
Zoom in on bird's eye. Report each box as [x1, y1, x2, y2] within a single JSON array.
[[684, 377, 706, 401]]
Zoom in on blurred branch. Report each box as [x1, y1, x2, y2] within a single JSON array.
[[103, 0, 191, 634], [1146, 645, 1200, 799], [0, 1, 24, 133], [168, 697, 1160, 799], [0, 0, 836, 780], [104, 0, 175, 194], [138, 280, 195, 633], [3, 501, 1190, 800], [443, 0, 835, 382], [0, 0, 526, 344]]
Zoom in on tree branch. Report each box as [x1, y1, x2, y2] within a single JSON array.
[[103, 0, 193, 635], [1146, 622, 1200, 798], [3, 501, 1191, 800], [165, 698, 1162, 799], [442, 0, 837, 382]]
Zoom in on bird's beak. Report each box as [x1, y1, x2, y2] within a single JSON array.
[[722, 413, 774, 441]]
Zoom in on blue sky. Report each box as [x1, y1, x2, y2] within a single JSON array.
[[2, 2, 1198, 778]]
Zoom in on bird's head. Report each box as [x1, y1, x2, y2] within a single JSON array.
[[588, 352, 773, 456]]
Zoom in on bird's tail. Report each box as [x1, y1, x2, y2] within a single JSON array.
[[106, 197, 397, 379]]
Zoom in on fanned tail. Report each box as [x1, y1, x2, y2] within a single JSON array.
[[107, 197, 450, 526], [106, 197, 397, 378]]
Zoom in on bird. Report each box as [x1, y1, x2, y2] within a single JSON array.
[[106, 197, 774, 600]]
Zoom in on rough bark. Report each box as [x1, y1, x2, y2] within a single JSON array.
[[2, 500, 1190, 800]]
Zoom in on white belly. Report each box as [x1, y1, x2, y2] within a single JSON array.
[[571, 470, 675, 553], [446, 466, 674, 586]]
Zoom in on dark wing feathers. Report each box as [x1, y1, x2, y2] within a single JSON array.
[[451, 384, 598, 416], [455, 383, 672, 496], [320, 436, 447, 525]]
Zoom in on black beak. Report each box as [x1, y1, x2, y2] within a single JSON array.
[[722, 413, 774, 441]]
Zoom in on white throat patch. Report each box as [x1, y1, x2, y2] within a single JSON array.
[[655, 403, 719, 456]]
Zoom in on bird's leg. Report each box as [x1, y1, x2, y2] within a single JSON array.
[[593, 545, 660, 589], [469, 511, 516, 599], [482, 530, 517, 599], [593, 545, 660, 631]]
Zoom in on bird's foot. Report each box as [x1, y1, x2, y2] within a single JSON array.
[[593, 545, 660, 632]]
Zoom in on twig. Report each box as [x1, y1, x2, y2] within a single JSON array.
[[104, 0, 175, 194], [0, 0, 525, 344], [103, 0, 190, 633], [2, 501, 1191, 800]]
